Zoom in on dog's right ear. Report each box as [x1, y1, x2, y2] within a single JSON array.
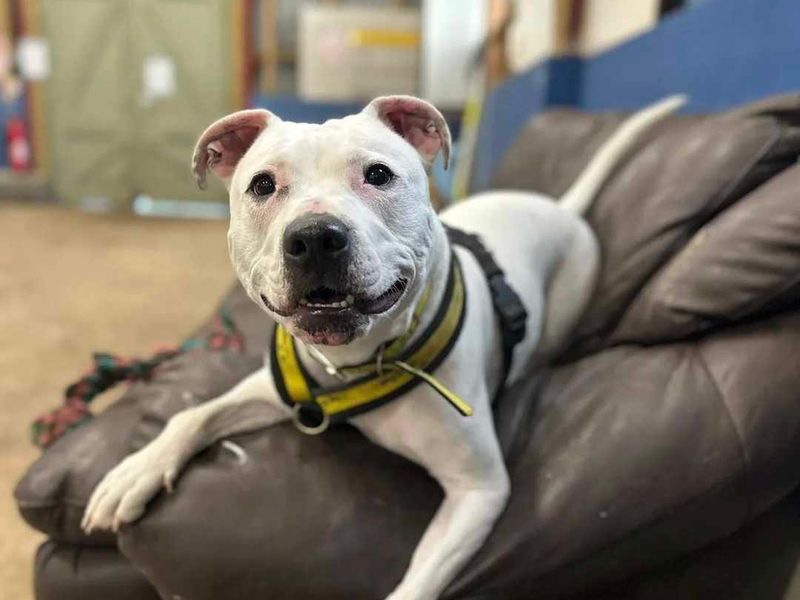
[[363, 96, 451, 170], [191, 109, 275, 189]]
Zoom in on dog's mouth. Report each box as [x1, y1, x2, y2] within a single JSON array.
[[260, 277, 409, 318], [260, 278, 408, 345]]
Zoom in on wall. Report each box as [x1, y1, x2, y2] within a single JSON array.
[[580, 0, 800, 111], [471, 0, 800, 190], [505, 0, 558, 73], [578, 0, 660, 56], [471, 57, 582, 192]]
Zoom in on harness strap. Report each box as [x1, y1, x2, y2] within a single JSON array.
[[445, 225, 527, 380]]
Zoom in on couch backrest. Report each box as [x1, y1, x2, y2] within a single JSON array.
[[491, 94, 800, 360]]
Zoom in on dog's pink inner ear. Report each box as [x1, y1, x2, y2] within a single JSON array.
[[368, 96, 451, 170], [192, 109, 270, 189]]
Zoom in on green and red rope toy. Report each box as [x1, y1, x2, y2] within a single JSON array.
[[31, 307, 245, 449]]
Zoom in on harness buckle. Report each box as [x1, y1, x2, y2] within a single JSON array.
[[291, 404, 331, 435], [488, 274, 527, 346]]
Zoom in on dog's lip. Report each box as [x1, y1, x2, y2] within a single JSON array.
[[259, 277, 408, 317], [259, 293, 292, 317], [354, 278, 408, 314]]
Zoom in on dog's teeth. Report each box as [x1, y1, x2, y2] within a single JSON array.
[[304, 299, 349, 308], [346, 294, 355, 306]]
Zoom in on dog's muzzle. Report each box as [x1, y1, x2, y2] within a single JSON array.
[[262, 214, 409, 344]]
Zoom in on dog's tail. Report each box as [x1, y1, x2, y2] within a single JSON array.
[[559, 94, 687, 215]]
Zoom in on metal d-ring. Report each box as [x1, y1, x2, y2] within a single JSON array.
[[291, 403, 330, 435]]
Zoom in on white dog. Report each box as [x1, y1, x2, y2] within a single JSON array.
[[83, 94, 683, 600]]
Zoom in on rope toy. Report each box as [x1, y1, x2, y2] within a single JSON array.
[[31, 307, 245, 449]]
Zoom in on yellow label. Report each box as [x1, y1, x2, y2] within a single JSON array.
[[350, 29, 420, 48]]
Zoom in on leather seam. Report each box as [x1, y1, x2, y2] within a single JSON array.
[[692, 345, 754, 522], [728, 270, 800, 320]]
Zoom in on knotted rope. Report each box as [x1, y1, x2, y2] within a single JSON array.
[[31, 307, 244, 449]]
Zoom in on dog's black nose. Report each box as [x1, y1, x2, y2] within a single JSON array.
[[283, 215, 351, 269]]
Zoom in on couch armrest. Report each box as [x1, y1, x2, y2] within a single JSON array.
[[114, 310, 800, 600], [14, 283, 269, 545], [34, 540, 160, 600]]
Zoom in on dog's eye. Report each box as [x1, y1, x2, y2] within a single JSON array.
[[249, 173, 276, 198], [364, 163, 394, 187]]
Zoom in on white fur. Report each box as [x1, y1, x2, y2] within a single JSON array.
[[83, 95, 684, 600]]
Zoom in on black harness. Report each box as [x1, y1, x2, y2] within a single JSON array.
[[446, 225, 528, 383]]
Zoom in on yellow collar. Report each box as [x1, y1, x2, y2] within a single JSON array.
[[271, 254, 472, 434]]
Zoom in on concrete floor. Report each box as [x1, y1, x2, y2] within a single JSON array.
[[0, 202, 232, 600]]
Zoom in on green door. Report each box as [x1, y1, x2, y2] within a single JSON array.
[[42, 0, 133, 207], [42, 0, 240, 208]]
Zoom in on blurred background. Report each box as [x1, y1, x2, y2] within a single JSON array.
[[5, 0, 798, 212], [2, 1, 800, 598], [0, 0, 796, 208]]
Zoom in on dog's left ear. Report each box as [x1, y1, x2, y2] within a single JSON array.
[[364, 96, 451, 170], [191, 109, 276, 189]]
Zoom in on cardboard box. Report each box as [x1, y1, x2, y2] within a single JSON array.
[[298, 4, 420, 102]]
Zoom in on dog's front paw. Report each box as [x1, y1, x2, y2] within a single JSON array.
[[81, 446, 182, 533]]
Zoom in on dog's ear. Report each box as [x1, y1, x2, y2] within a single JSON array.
[[191, 109, 275, 189], [363, 96, 451, 170]]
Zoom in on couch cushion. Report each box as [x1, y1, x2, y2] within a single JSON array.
[[572, 100, 800, 357], [492, 94, 800, 359], [490, 109, 627, 198], [611, 163, 800, 344], [121, 423, 442, 600], [588, 487, 800, 600]]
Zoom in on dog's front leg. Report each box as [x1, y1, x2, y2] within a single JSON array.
[[82, 367, 290, 532], [386, 480, 510, 600], [354, 391, 510, 600]]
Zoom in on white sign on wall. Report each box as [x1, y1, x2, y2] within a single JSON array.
[[16, 37, 50, 81]]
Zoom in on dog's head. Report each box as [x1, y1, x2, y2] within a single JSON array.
[[192, 96, 451, 346]]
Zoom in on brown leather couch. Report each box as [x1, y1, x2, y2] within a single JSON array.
[[16, 94, 800, 599]]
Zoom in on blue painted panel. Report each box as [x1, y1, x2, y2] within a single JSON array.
[[470, 0, 800, 192], [252, 94, 362, 124], [580, 0, 800, 111], [471, 56, 582, 191], [251, 93, 462, 138]]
